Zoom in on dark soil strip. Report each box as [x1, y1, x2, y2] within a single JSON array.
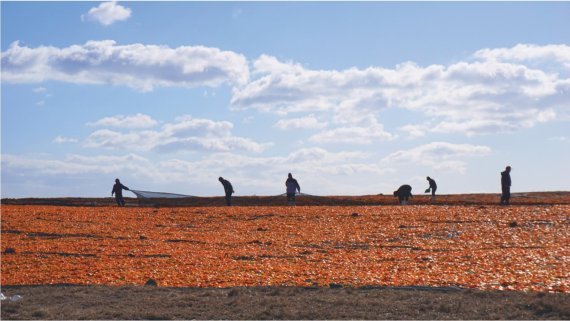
[[16, 252, 171, 259], [26, 232, 103, 239], [1, 285, 568, 320], [20, 251, 97, 258], [164, 239, 206, 244]]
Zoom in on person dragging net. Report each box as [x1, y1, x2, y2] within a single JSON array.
[[112, 178, 130, 207]]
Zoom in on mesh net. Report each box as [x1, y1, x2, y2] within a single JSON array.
[[129, 190, 194, 199], [277, 192, 313, 197]]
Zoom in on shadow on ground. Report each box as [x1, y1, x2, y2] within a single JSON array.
[[1, 285, 568, 320]]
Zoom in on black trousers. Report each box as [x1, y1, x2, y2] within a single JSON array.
[[115, 195, 125, 206], [501, 185, 510, 204], [287, 193, 296, 205], [225, 193, 232, 206], [398, 195, 410, 204]]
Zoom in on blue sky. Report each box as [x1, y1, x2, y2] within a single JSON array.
[[2, 1, 569, 198]]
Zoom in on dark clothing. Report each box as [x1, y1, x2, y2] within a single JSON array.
[[394, 185, 413, 204], [112, 183, 129, 207], [112, 182, 129, 197], [286, 178, 301, 194], [501, 170, 511, 187], [220, 179, 234, 206], [427, 178, 437, 198], [287, 193, 296, 205], [501, 185, 511, 205], [427, 178, 437, 190], [501, 170, 511, 205], [285, 177, 301, 205]]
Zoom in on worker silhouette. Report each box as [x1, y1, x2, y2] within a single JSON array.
[[500, 166, 512, 205], [219, 177, 234, 206], [285, 173, 301, 206], [393, 184, 413, 205], [111, 178, 130, 207], [426, 176, 437, 202]]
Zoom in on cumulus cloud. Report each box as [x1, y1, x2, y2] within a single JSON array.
[[87, 113, 159, 128], [83, 115, 270, 153], [474, 44, 570, 70], [383, 142, 491, 163], [310, 122, 396, 144], [274, 114, 327, 130], [1, 153, 159, 179], [382, 142, 491, 173], [1, 40, 249, 91], [82, 1, 132, 26], [399, 124, 428, 139], [2, 146, 387, 195], [231, 44, 570, 136]]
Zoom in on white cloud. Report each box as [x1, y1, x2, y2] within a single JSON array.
[[1, 40, 249, 91], [310, 123, 396, 144], [87, 113, 159, 129], [83, 115, 270, 153], [83, 129, 155, 150], [1, 153, 160, 180], [399, 124, 428, 139], [382, 142, 491, 174], [53, 136, 79, 144], [82, 1, 132, 26], [1, 147, 387, 195], [274, 114, 327, 130], [231, 44, 570, 136], [431, 108, 557, 136], [474, 43, 570, 70], [383, 142, 491, 163]]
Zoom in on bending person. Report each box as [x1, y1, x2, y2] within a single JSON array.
[[393, 184, 413, 205], [219, 177, 234, 206]]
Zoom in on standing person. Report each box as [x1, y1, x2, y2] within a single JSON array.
[[393, 184, 413, 205], [426, 176, 437, 202], [285, 173, 301, 206], [500, 166, 512, 205], [112, 178, 130, 207], [219, 177, 234, 206]]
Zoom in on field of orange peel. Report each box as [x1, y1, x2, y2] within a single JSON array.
[[1, 205, 568, 292]]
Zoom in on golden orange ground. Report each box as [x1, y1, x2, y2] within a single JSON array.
[[1, 205, 569, 292]]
